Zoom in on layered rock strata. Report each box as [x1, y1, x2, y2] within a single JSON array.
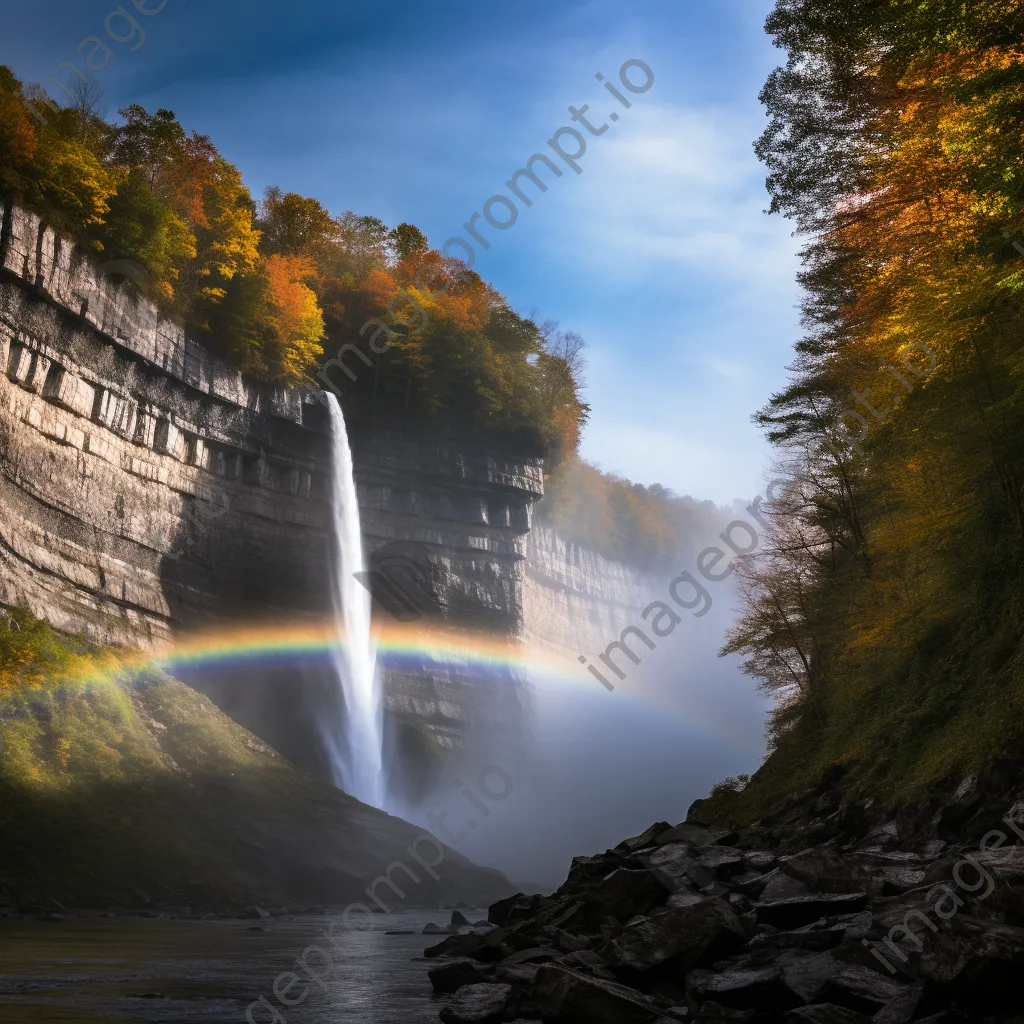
[[522, 525, 659, 665], [0, 201, 551, 771]]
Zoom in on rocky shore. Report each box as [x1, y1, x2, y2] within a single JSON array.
[[422, 761, 1024, 1022]]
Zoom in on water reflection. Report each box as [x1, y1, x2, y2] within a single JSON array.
[[0, 911, 465, 1023]]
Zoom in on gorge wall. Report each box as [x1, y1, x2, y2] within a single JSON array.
[[522, 525, 659, 666], [0, 201, 651, 789]]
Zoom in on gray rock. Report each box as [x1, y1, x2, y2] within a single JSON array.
[[532, 963, 658, 1023], [604, 899, 748, 974], [782, 1007, 872, 1024], [818, 964, 908, 1014], [642, 844, 723, 895], [496, 962, 541, 985], [541, 924, 592, 953], [747, 927, 845, 953], [777, 951, 841, 1003], [875, 866, 927, 895], [758, 869, 812, 902], [424, 928, 511, 962], [580, 868, 667, 926], [666, 890, 708, 909], [439, 983, 513, 1024], [698, 965, 803, 1013], [656, 823, 717, 847], [617, 822, 674, 851], [502, 947, 557, 966], [778, 849, 871, 894], [694, 846, 746, 879], [559, 948, 613, 977], [428, 958, 493, 994], [729, 871, 770, 898], [754, 893, 869, 929], [693, 1002, 754, 1022], [743, 851, 778, 873]]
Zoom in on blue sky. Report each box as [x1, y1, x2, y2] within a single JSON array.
[[7, 0, 801, 505]]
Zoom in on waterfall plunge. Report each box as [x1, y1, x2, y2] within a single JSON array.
[[324, 393, 384, 809]]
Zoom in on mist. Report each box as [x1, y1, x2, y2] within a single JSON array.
[[401, 578, 771, 892]]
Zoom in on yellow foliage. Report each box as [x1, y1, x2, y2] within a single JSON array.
[[263, 253, 325, 382]]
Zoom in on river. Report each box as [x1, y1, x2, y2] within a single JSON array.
[[0, 910, 466, 1023]]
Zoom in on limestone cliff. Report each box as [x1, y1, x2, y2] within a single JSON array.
[[0, 201, 658, 791], [0, 202, 546, 776], [522, 524, 660, 666]]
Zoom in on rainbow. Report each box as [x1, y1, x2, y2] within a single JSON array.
[[39, 618, 753, 755], [151, 619, 559, 682]]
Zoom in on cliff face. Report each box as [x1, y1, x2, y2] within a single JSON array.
[[0, 202, 548, 777], [0, 202, 657, 793], [522, 525, 659, 666]]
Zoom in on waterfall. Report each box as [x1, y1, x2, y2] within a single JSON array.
[[324, 393, 384, 809]]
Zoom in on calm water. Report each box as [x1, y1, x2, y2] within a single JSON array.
[[0, 911, 468, 1023]]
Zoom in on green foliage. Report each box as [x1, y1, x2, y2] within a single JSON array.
[[720, 0, 1024, 820], [0, 68, 586, 458], [0, 608, 311, 907], [96, 167, 195, 294]]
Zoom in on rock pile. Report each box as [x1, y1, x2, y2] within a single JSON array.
[[423, 762, 1024, 1022]]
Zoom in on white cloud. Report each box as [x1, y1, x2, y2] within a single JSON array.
[[551, 102, 799, 292]]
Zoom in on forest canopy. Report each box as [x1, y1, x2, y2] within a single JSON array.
[[538, 458, 727, 573], [718, 0, 1024, 806], [0, 69, 587, 460]]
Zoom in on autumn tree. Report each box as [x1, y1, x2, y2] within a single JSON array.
[[723, 0, 1024, 791]]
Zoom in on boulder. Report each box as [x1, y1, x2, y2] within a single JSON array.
[[875, 866, 927, 895], [818, 964, 908, 1013], [754, 893, 869, 929], [428, 957, 493, 994], [776, 951, 841, 1003], [656, 823, 717, 847], [603, 899, 747, 975], [782, 1005, 872, 1024], [697, 965, 804, 1013], [693, 846, 746, 879], [564, 854, 620, 889], [489, 893, 537, 927], [581, 868, 667, 926], [916, 917, 1024, 1010], [502, 947, 558, 966], [727, 871, 771, 897], [666, 890, 707, 910], [451, 910, 472, 928], [531, 963, 658, 1023], [559, 949, 615, 979], [693, 1001, 755, 1022], [541, 924, 592, 953], [743, 851, 778, 873], [616, 822, 674, 852], [777, 849, 871, 894], [641, 844, 721, 895], [425, 927, 511, 962], [747, 927, 845, 954], [496, 961, 542, 986], [439, 983, 513, 1024]]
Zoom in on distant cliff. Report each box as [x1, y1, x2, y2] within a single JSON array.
[[522, 524, 659, 665]]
